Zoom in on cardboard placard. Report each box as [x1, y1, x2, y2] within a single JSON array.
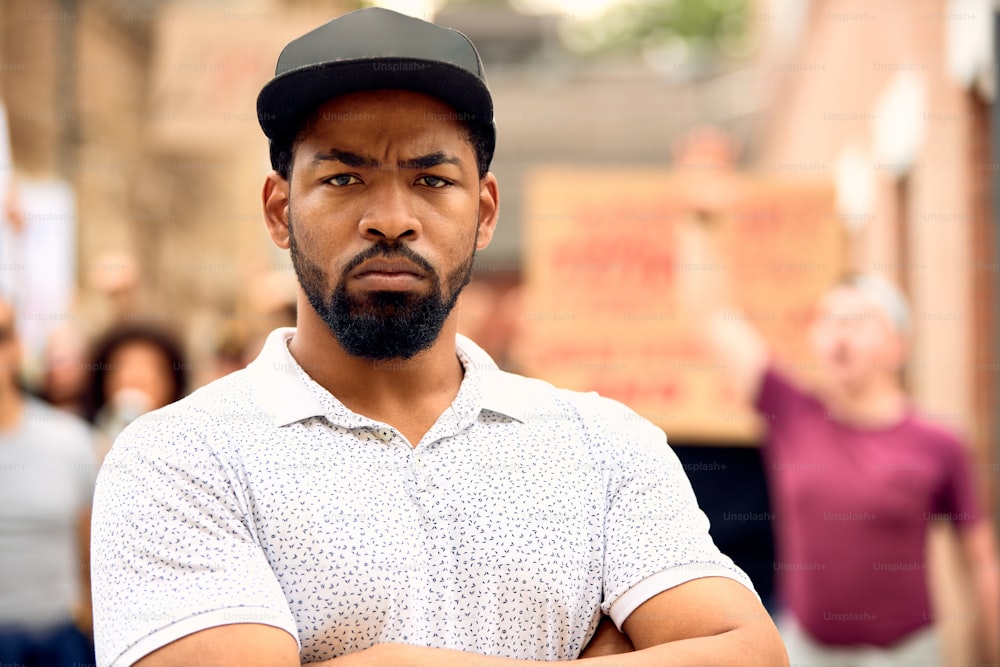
[[520, 166, 842, 442]]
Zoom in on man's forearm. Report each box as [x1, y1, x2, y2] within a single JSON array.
[[309, 615, 633, 666], [578, 617, 634, 658], [310, 628, 785, 667]]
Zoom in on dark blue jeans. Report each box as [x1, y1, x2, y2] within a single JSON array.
[[0, 621, 94, 667]]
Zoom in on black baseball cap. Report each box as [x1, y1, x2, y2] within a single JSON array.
[[257, 7, 495, 169]]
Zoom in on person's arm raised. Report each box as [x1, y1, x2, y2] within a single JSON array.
[[675, 217, 770, 406]]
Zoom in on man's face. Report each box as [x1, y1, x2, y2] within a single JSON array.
[[267, 89, 498, 360], [809, 286, 906, 388], [105, 340, 175, 411]]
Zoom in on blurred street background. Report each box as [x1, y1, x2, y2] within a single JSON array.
[[0, 0, 998, 664]]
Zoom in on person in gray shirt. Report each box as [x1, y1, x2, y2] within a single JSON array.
[[0, 293, 98, 666]]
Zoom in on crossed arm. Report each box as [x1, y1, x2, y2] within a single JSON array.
[[134, 576, 786, 666]]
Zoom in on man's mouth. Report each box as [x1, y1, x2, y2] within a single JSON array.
[[351, 258, 427, 290]]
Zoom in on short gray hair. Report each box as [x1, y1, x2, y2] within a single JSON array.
[[836, 273, 911, 336]]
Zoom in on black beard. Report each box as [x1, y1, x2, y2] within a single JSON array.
[[288, 219, 476, 361]]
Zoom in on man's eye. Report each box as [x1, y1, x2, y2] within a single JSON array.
[[326, 174, 361, 186], [417, 175, 450, 188]]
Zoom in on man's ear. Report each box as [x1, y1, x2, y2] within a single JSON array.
[[263, 171, 291, 249], [475, 172, 499, 251]]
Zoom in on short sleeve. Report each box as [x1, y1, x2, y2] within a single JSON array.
[[753, 364, 810, 426], [587, 397, 757, 629], [91, 412, 299, 667], [933, 431, 981, 528]]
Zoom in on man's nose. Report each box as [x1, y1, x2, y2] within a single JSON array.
[[358, 182, 421, 243]]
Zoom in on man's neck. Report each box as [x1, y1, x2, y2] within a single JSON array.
[[286, 313, 465, 446], [822, 376, 908, 430]]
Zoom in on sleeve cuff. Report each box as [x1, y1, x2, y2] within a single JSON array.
[[607, 563, 760, 630], [112, 606, 300, 667]]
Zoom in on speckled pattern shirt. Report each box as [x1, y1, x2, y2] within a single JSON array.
[[91, 328, 755, 666]]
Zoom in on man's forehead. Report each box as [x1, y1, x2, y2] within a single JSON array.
[[312, 89, 463, 121], [298, 102, 470, 149], [296, 93, 475, 165]]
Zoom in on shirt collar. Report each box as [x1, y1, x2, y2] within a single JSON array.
[[455, 333, 526, 423], [245, 328, 526, 427]]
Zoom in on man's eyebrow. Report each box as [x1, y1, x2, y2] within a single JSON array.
[[312, 149, 377, 169], [311, 149, 462, 171], [398, 152, 462, 170]]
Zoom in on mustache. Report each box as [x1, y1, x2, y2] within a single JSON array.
[[340, 242, 437, 281]]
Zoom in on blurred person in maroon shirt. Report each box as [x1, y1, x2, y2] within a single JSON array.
[[681, 221, 1000, 666]]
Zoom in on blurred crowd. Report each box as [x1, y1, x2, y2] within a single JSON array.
[[0, 174, 306, 664]]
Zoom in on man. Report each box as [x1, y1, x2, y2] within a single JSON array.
[[91, 8, 786, 667], [679, 220, 1000, 665], [0, 294, 97, 666]]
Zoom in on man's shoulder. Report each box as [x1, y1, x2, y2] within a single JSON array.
[[456, 336, 645, 423], [98, 369, 271, 489], [114, 367, 264, 446], [491, 367, 664, 444], [483, 364, 590, 408]]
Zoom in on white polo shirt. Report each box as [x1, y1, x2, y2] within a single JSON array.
[[92, 328, 755, 667]]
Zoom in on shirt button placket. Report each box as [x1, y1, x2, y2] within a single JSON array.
[[411, 446, 428, 493], [407, 445, 435, 642]]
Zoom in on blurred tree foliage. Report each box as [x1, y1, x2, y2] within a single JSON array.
[[440, 0, 752, 64], [562, 0, 751, 60]]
